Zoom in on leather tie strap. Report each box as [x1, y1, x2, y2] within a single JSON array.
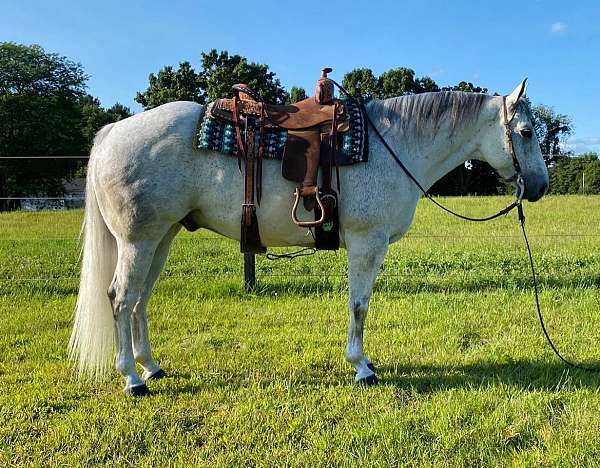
[[232, 95, 245, 173], [332, 101, 341, 193], [243, 124, 256, 226], [256, 103, 265, 205]]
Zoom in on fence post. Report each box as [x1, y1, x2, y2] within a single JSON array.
[[244, 253, 256, 292]]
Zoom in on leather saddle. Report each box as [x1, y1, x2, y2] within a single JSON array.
[[208, 68, 348, 253]]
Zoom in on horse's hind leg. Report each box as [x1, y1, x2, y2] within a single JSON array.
[[131, 224, 181, 382], [109, 238, 160, 396], [345, 228, 389, 385]]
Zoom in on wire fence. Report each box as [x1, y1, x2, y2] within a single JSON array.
[[2, 232, 599, 284], [2, 155, 599, 286]]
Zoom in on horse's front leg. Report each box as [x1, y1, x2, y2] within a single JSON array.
[[345, 228, 389, 385]]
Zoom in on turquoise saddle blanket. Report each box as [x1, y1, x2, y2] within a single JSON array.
[[193, 98, 368, 166]]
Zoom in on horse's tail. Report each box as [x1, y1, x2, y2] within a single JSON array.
[[69, 124, 117, 380]]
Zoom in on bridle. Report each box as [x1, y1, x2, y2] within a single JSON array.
[[502, 94, 525, 202]]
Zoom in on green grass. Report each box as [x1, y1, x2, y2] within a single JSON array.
[[1, 195, 600, 466]]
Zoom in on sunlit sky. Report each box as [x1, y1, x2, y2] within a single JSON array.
[[3, 0, 599, 153]]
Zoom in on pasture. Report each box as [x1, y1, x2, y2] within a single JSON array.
[[1, 195, 600, 466]]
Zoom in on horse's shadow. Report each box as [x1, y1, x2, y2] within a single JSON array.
[[238, 274, 600, 298], [377, 359, 600, 393], [153, 359, 600, 397]]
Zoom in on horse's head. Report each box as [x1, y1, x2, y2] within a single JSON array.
[[480, 80, 549, 202]]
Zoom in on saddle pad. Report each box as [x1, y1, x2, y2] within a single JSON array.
[[193, 99, 368, 165]]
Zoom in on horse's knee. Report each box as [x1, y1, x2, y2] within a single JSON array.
[[115, 353, 133, 375], [133, 346, 151, 364], [350, 296, 369, 322]]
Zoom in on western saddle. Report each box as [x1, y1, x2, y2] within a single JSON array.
[[209, 68, 348, 253]]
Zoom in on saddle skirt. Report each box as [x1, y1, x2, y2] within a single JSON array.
[[194, 98, 368, 167]]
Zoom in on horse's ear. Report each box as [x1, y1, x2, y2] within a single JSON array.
[[506, 78, 528, 111]]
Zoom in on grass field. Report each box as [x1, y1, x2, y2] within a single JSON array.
[[1, 195, 600, 466]]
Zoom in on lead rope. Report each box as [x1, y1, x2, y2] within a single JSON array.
[[330, 79, 599, 371], [518, 204, 600, 371]]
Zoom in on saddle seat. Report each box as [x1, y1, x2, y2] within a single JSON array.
[[211, 94, 348, 131]]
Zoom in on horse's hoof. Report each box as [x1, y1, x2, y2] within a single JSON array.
[[356, 373, 379, 386], [367, 362, 376, 372], [144, 369, 166, 381], [124, 384, 150, 397]]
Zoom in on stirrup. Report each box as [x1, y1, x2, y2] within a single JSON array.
[[291, 187, 326, 227]]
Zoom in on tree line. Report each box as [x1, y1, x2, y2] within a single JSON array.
[[0, 42, 591, 210]]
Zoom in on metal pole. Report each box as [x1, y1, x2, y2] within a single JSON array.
[[244, 253, 256, 292]]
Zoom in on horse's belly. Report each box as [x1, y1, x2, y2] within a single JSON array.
[[190, 155, 320, 247]]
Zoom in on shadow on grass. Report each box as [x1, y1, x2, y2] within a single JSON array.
[[149, 359, 600, 398], [2, 273, 600, 299], [378, 359, 600, 392]]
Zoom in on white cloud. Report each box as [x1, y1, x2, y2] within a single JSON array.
[[550, 22, 568, 34], [564, 136, 600, 154], [429, 67, 446, 77]]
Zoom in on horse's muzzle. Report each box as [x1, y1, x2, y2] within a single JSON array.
[[523, 177, 549, 202]]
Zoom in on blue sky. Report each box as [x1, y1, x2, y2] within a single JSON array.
[[3, 0, 599, 153]]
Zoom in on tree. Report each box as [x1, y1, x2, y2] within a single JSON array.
[[341, 68, 381, 100], [0, 43, 88, 209], [136, 50, 288, 109], [378, 67, 418, 98], [530, 102, 572, 159], [548, 152, 600, 194], [79, 95, 132, 152], [442, 81, 488, 93], [199, 49, 286, 103], [135, 61, 204, 109], [287, 86, 307, 104], [415, 76, 440, 93]]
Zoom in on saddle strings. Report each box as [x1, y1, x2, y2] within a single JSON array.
[[330, 79, 600, 372]]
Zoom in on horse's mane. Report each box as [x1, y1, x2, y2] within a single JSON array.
[[368, 91, 491, 136]]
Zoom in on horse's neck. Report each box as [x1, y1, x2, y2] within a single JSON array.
[[369, 96, 497, 192], [417, 125, 480, 191]]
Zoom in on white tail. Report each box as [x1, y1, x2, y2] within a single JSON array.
[[69, 124, 118, 380]]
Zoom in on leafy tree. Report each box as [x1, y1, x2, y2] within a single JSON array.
[[199, 49, 286, 103], [287, 86, 307, 104], [548, 152, 600, 194], [343, 67, 440, 100], [0, 43, 130, 209], [79, 95, 132, 152], [0, 43, 88, 209], [530, 102, 572, 159], [135, 61, 204, 109], [579, 155, 600, 194], [378, 67, 418, 98], [341, 68, 381, 100], [136, 50, 287, 109], [415, 76, 440, 93], [106, 103, 132, 122], [442, 81, 488, 93]]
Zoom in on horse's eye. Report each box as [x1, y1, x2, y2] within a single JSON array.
[[520, 128, 533, 138]]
